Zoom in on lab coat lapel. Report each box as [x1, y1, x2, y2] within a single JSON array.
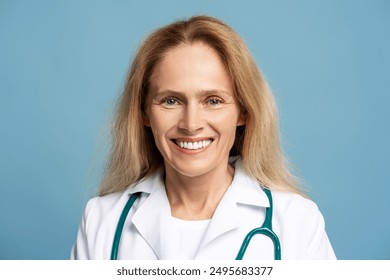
[[130, 171, 171, 259], [199, 185, 239, 248]]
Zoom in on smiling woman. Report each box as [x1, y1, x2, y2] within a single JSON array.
[[71, 15, 336, 260], [145, 43, 245, 220]]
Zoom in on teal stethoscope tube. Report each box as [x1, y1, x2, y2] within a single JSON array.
[[235, 188, 281, 260], [111, 188, 281, 260]]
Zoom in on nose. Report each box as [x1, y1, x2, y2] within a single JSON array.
[[178, 103, 203, 133]]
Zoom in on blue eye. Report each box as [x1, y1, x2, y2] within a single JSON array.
[[208, 98, 222, 106], [164, 97, 178, 106]]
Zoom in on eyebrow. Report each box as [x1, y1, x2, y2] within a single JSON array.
[[153, 89, 233, 98]]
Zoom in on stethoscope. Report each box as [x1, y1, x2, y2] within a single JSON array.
[[110, 188, 281, 260]]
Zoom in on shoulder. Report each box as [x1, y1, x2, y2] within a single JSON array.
[[269, 190, 327, 238], [271, 190, 327, 240], [85, 191, 126, 215], [83, 169, 164, 224], [80, 191, 129, 232], [272, 191, 318, 213], [273, 191, 325, 230]]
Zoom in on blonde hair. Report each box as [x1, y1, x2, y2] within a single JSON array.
[[98, 15, 303, 196]]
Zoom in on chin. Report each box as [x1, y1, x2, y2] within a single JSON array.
[[166, 158, 218, 178]]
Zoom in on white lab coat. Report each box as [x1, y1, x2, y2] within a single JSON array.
[[71, 158, 336, 260]]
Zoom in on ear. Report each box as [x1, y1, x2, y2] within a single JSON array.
[[237, 110, 247, 126]]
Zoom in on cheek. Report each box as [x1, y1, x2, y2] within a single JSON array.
[[148, 107, 162, 129], [208, 111, 241, 141], [148, 109, 173, 142]]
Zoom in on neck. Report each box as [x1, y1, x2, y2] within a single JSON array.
[[164, 162, 234, 220]]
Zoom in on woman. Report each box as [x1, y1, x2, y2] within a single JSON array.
[[71, 16, 336, 260]]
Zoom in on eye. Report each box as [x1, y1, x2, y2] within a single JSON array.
[[163, 97, 179, 106], [207, 97, 223, 106]]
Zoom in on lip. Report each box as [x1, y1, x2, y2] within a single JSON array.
[[173, 137, 213, 142]]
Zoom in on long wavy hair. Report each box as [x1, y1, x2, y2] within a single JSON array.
[[98, 15, 302, 196]]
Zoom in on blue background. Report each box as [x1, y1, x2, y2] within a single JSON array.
[[1, 0, 389, 260]]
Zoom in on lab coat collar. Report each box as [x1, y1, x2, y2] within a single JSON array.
[[229, 157, 270, 208], [126, 157, 270, 258]]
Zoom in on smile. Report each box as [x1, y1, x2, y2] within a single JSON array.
[[174, 139, 213, 150]]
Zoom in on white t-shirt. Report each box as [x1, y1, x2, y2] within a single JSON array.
[[167, 217, 211, 259]]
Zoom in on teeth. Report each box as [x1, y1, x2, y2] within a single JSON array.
[[176, 140, 212, 150]]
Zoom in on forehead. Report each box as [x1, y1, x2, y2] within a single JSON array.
[[149, 42, 233, 94]]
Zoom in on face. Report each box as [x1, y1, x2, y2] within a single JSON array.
[[145, 42, 245, 178]]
